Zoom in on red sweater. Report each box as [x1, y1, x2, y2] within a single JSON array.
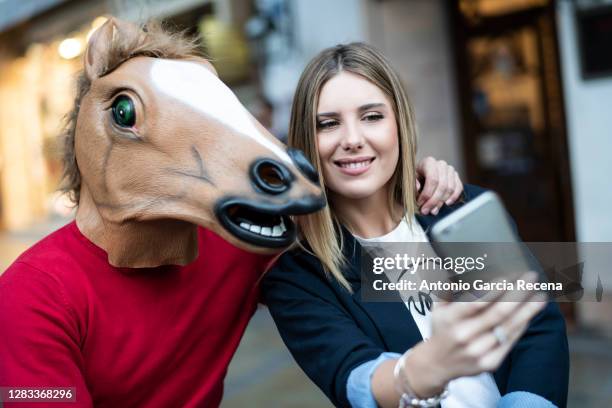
[[0, 222, 273, 407]]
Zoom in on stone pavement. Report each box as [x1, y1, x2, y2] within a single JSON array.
[[1, 219, 611, 407]]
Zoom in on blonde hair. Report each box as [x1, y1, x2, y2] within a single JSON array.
[[289, 42, 419, 291]]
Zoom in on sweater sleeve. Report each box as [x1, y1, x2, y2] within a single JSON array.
[[0, 262, 93, 407]]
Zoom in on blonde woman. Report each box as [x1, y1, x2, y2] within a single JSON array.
[[262, 43, 568, 408]]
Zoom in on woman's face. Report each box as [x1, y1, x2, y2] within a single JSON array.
[[316, 71, 399, 202]]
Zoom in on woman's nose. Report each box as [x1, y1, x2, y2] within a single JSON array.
[[340, 123, 365, 150]]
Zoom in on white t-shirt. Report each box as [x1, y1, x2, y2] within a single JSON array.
[[355, 217, 501, 408]]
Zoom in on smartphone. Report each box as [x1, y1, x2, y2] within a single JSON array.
[[428, 191, 540, 296], [429, 191, 518, 243]]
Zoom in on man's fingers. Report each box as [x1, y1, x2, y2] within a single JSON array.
[[421, 167, 448, 215], [416, 163, 439, 207], [417, 160, 464, 215], [446, 171, 463, 206], [442, 166, 456, 202], [428, 167, 455, 214]]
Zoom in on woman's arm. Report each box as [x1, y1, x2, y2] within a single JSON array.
[[370, 275, 547, 408], [262, 248, 547, 408], [370, 344, 448, 408], [261, 252, 388, 407]]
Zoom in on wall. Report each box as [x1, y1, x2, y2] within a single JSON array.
[[0, 49, 49, 230], [557, 1, 612, 243], [291, 0, 367, 60], [557, 1, 612, 322], [364, 0, 464, 173], [261, 0, 368, 137]]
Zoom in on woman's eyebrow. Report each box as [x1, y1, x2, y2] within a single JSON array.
[[316, 111, 338, 118], [359, 102, 386, 111], [317, 102, 386, 118]]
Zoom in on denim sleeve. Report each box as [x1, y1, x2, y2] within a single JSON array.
[[498, 391, 557, 408], [347, 355, 557, 408], [346, 352, 402, 408]]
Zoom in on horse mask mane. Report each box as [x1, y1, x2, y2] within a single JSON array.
[[65, 18, 324, 268]]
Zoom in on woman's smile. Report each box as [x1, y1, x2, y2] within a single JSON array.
[[333, 156, 376, 175]]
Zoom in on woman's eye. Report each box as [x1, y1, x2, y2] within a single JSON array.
[[111, 95, 136, 128], [363, 113, 383, 122], [317, 119, 339, 130]]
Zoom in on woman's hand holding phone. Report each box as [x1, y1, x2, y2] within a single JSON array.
[[399, 272, 547, 398]]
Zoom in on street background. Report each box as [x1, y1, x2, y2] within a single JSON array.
[[0, 0, 611, 406]]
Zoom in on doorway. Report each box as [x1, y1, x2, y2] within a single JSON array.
[[449, 0, 576, 323], [450, 0, 575, 242]]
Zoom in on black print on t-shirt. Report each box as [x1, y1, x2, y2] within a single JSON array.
[[397, 265, 432, 316]]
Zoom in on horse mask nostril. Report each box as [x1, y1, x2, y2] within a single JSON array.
[[287, 148, 319, 184], [251, 159, 292, 194]]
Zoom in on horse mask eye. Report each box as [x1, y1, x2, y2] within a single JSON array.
[[111, 95, 136, 127]]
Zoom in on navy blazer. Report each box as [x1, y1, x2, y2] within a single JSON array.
[[261, 185, 569, 407]]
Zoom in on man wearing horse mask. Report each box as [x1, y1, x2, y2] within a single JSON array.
[[0, 18, 464, 407]]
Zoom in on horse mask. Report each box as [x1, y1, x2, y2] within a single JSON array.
[[69, 18, 324, 268]]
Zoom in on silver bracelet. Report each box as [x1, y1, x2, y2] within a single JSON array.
[[393, 352, 449, 408]]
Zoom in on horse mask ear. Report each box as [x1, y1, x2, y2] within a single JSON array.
[[84, 18, 116, 81], [84, 18, 141, 81]]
